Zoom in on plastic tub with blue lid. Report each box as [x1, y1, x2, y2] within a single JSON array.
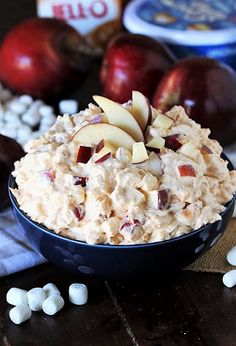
[[123, 0, 236, 69]]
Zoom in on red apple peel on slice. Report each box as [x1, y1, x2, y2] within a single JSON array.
[[157, 189, 169, 210]]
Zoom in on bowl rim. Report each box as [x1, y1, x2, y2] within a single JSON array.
[[8, 152, 236, 250]]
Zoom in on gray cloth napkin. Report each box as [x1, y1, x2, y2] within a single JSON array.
[[0, 207, 46, 277]]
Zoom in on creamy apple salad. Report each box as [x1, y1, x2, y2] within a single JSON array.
[[11, 94, 236, 245]]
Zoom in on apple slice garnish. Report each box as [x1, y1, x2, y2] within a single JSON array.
[[71, 123, 135, 152], [152, 113, 174, 129], [131, 91, 152, 132], [146, 135, 165, 150], [93, 95, 144, 142], [132, 142, 149, 164], [178, 164, 196, 177], [164, 135, 182, 151], [76, 146, 92, 164]]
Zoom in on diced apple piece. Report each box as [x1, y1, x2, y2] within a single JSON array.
[[132, 142, 149, 164], [115, 147, 132, 163], [146, 189, 169, 209], [152, 113, 174, 129], [178, 142, 197, 160], [157, 189, 169, 210], [71, 123, 135, 151], [201, 145, 213, 154], [73, 206, 84, 221], [165, 135, 182, 151], [131, 90, 152, 131], [146, 191, 158, 208], [44, 169, 55, 182], [73, 176, 88, 187], [146, 136, 165, 150], [178, 164, 196, 177], [93, 95, 144, 142], [95, 152, 111, 164], [76, 146, 92, 164], [120, 219, 141, 230], [95, 139, 116, 155], [94, 144, 114, 162]]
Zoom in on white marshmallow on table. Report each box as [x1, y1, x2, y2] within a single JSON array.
[[42, 295, 64, 315], [27, 287, 46, 311], [222, 270, 236, 288], [59, 99, 78, 115], [69, 283, 88, 305], [227, 245, 236, 266], [38, 105, 54, 117], [6, 287, 28, 306], [43, 283, 61, 298], [9, 304, 32, 325]]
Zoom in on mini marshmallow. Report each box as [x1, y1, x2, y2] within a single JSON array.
[[9, 100, 27, 114], [38, 105, 54, 117], [40, 114, 56, 127], [43, 283, 61, 298], [69, 283, 88, 305], [22, 111, 41, 127], [4, 111, 22, 126], [18, 95, 33, 106], [9, 304, 32, 325], [16, 124, 32, 141], [1, 127, 17, 139], [59, 100, 78, 115], [27, 287, 46, 311], [222, 270, 236, 288], [226, 245, 236, 266], [6, 287, 28, 306], [42, 295, 64, 315]]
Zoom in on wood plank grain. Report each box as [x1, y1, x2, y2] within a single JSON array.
[[109, 272, 236, 346]]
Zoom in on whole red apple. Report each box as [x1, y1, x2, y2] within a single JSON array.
[[153, 57, 236, 145], [100, 33, 175, 103], [0, 18, 90, 100]]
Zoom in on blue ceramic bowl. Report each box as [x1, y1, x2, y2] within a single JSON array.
[[8, 155, 235, 280]]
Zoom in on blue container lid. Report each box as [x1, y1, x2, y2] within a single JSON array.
[[123, 0, 236, 46]]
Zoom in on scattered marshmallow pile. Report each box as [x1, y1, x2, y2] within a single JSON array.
[[6, 282, 88, 325], [0, 83, 78, 146], [222, 245, 236, 288]]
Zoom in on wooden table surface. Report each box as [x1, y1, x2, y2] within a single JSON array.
[[0, 2, 236, 345]]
